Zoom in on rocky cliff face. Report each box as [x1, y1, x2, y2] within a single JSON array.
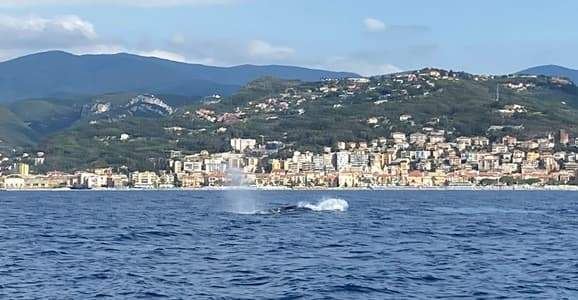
[[82, 94, 174, 121], [127, 95, 174, 116]]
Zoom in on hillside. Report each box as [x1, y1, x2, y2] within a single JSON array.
[[0, 92, 202, 151], [0, 51, 358, 102], [0, 107, 37, 150], [519, 65, 578, 84], [33, 70, 578, 171]]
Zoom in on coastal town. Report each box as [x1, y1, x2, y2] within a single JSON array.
[[2, 66, 578, 192], [2, 128, 578, 190]]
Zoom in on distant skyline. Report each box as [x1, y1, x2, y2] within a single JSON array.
[[0, 0, 577, 75]]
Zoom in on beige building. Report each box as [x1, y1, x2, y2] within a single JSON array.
[[130, 171, 160, 188], [2, 175, 26, 189], [178, 172, 205, 188]]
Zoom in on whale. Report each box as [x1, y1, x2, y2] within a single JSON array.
[[258, 199, 349, 215], [268, 205, 302, 214]]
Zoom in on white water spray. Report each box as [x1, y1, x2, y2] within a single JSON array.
[[297, 198, 349, 212], [225, 168, 260, 214]]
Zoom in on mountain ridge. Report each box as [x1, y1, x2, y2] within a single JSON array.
[[518, 64, 578, 83], [0, 51, 359, 102]]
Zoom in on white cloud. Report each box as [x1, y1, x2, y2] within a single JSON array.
[[345, 62, 401, 76], [0, 14, 128, 62], [186, 56, 218, 65], [0, 49, 19, 62], [364, 17, 386, 32], [73, 45, 126, 54], [368, 63, 402, 75], [0, 14, 98, 49], [139, 50, 187, 62], [0, 12, 398, 75], [321, 56, 401, 76], [162, 36, 292, 66], [247, 40, 295, 60], [0, 0, 240, 7]]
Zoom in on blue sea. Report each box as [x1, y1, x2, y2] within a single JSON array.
[[1, 190, 577, 299]]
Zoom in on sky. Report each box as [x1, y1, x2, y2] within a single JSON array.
[[0, 0, 577, 76]]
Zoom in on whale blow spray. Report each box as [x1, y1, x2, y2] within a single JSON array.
[[225, 167, 260, 214]]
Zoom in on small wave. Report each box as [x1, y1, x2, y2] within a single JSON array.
[[298, 198, 349, 212]]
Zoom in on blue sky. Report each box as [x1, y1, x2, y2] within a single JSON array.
[[0, 0, 577, 75]]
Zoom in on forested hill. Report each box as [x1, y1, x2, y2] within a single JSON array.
[[28, 69, 578, 171]]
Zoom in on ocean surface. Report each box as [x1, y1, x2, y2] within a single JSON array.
[[1, 190, 577, 299]]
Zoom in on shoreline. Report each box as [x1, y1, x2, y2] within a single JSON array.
[[2, 185, 578, 192]]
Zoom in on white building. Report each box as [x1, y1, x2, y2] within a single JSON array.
[[391, 132, 407, 144], [336, 151, 350, 171], [71, 172, 107, 188], [230, 138, 257, 152], [410, 133, 427, 145], [204, 159, 227, 173], [183, 161, 203, 173]]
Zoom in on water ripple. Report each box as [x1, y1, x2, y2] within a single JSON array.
[[1, 190, 577, 299]]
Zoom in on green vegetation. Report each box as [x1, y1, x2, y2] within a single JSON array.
[[2, 69, 578, 171], [0, 106, 37, 151], [9, 98, 86, 135]]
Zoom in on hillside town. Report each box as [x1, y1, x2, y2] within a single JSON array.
[[2, 129, 578, 190]]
